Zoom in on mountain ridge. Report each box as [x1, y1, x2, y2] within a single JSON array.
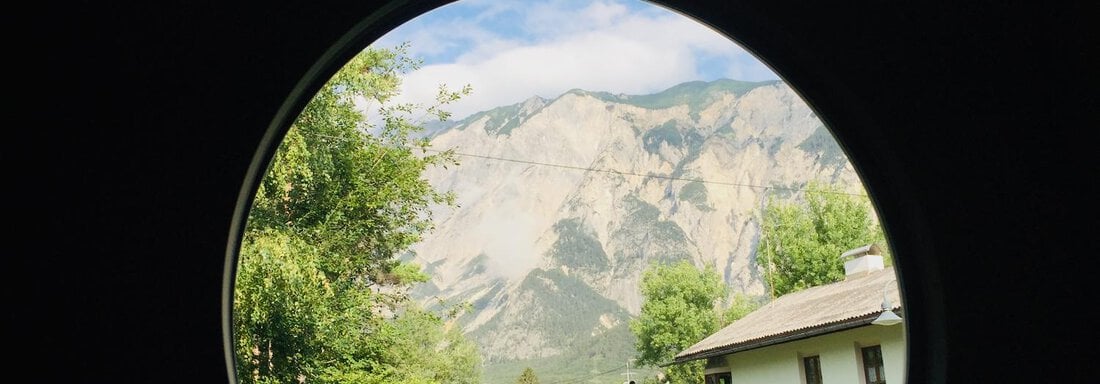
[[409, 77, 862, 382], [437, 78, 783, 138]]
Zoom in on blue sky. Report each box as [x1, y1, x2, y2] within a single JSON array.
[[371, 0, 779, 120]]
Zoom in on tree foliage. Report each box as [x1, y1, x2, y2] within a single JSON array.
[[630, 261, 727, 383], [233, 43, 478, 384], [756, 180, 889, 297], [247, 44, 468, 287], [719, 292, 761, 328], [516, 367, 539, 384]]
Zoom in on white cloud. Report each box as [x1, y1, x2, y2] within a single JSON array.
[[374, 0, 777, 121]]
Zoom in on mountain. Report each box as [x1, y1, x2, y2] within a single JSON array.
[[406, 79, 864, 382]]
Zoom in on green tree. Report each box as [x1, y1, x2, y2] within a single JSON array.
[[350, 304, 481, 384], [246, 43, 468, 287], [630, 261, 727, 384], [756, 180, 889, 297], [516, 367, 539, 384], [233, 43, 478, 384], [234, 230, 331, 383]]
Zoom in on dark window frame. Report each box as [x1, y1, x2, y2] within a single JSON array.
[[704, 371, 732, 384], [861, 345, 886, 384], [803, 355, 822, 384]]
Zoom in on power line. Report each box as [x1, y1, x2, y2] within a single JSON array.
[[547, 363, 628, 384], [423, 148, 868, 197], [300, 130, 868, 197]]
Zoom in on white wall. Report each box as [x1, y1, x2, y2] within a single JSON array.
[[718, 324, 906, 384]]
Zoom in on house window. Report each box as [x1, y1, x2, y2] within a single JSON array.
[[861, 345, 886, 384], [803, 355, 822, 384], [704, 372, 732, 384]]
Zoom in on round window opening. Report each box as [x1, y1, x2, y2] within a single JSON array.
[[230, 1, 905, 383]]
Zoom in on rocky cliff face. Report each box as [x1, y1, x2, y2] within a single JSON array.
[[406, 79, 864, 365]]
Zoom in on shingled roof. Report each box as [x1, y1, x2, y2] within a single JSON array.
[[673, 266, 901, 364]]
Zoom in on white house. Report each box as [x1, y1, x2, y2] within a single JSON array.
[[672, 245, 904, 384]]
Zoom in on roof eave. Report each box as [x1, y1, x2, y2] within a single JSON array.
[[670, 312, 885, 365]]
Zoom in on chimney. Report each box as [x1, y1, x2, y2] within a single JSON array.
[[840, 244, 884, 278]]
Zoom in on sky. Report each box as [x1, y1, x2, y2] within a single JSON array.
[[370, 0, 780, 121]]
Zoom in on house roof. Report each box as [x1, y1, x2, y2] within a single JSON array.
[[673, 266, 901, 364]]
